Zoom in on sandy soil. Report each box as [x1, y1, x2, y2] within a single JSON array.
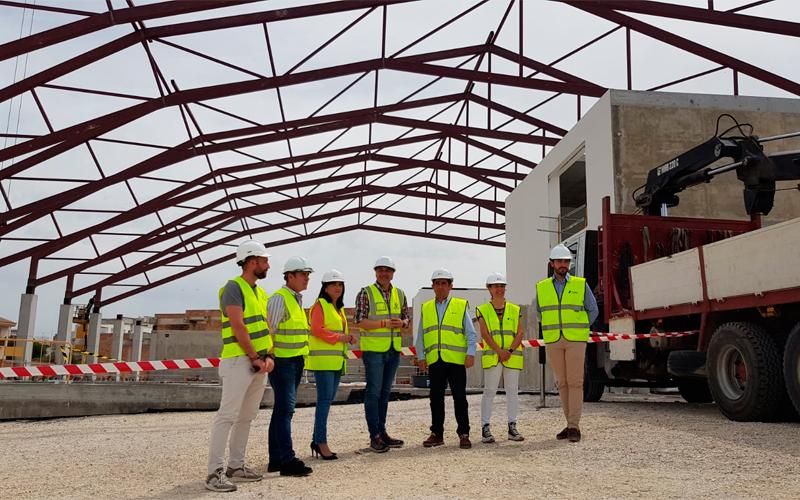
[[2, 393, 799, 499]]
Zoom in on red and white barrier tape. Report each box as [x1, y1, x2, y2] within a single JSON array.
[[0, 330, 696, 378], [0, 358, 219, 379]]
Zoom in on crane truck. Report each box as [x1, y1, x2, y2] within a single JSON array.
[[562, 119, 800, 421]]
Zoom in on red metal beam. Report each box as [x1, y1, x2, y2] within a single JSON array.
[[0, 1, 418, 62], [385, 59, 607, 97], [97, 217, 500, 308], [568, 2, 800, 96], [566, 0, 800, 38], [72, 153, 512, 275], [0, 134, 444, 268], [67, 183, 503, 298]]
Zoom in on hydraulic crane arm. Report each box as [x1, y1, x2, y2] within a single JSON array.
[[634, 127, 800, 216]]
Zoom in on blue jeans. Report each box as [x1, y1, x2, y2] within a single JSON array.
[[312, 370, 341, 444], [268, 356, 304, 464], [362, 349, 400, 438]]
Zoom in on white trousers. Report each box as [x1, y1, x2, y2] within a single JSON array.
[[481, 363, 520, 425], [207, 356, 267, 474]]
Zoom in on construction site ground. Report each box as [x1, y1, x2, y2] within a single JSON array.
[[3, 393, 799, 499]]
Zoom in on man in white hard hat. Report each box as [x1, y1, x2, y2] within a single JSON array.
[[266, 256, 314, 477], [535, 244, 599, 443], [354, 256, 410, 453], [206, 240, 274, 492], [415, 268, 478, 449]]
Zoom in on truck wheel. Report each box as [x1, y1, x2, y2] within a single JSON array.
[[784, 322, 800, 415], [668, 350, 706, 378], [583, 379, 605, 402], [707, 322, 784, 421], [583, 344, 605, 402], [677, 379, 713, 403]]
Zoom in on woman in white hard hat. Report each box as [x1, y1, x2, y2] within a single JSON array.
[[477, 272, 525, 444], [307, 269, 355, 460]]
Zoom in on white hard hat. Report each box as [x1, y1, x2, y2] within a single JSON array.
[[485, 272, 507, 285], [283, 256, 314, 273], [549, 244, 573, 260], [431, 268, 454, 281], [321, 269, 345, 283], [374, 256, 396, 270], [236, 240, 270, 265]]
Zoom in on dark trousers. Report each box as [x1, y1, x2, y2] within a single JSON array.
[[268, 356, 304, 464], [428, 360, 470, 437], [362, 349, 400, 438]]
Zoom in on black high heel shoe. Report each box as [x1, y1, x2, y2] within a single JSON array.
[[310, 442, 338, 460]]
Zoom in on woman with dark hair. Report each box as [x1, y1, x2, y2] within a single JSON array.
[[307, 269, 355, 460]]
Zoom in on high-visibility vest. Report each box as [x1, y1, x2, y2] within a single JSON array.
[[218, 276, 273, 359], [478, 301, 523, 370], [536, 276, 590, 343], [359, 284, 404, 352], [421, 297, 469, 365], [272, 287, 310, 358], [306, 298, 348, 372]]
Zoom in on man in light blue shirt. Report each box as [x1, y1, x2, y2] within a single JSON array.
[[415, 268, 478, 449], [534, 272, 600, 326]]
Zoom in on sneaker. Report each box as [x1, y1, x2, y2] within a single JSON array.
[[556, 427, 570, 440], [380, 432, 404, 448], [567, 427, 582, 443], [423, 433, 444, 448], [369, 436, 390, 453], [266, 460, 281, 473], [280, 458, 313, 477], [459, 434, 472, 449], [205, 468, 237, 492], [225, 465, 262, 482], [481, 423, 495, 444], [507, 422, 524, 442]]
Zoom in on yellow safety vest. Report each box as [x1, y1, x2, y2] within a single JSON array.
[[359, 284, 404, 352], [218, 276, 273, 359], [478, 301, 523, 370], [536, 276, 590, 343], [421, 297, 469, 365], [306, 298, 348, 372], [272, 287, 310, 358]]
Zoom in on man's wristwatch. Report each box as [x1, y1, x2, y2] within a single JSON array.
[[247, 352, 259, 361]]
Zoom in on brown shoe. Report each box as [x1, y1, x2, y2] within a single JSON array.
[[380, 432, 404, 448], [459, 434, 472, 449], [567, 428, 581, 442], [556, 427, 570, 440], [423, 433, 444, 448]]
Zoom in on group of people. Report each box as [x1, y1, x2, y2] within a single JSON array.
[[205, 240, 598, 492]]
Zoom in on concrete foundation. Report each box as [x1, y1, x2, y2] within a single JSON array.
[[54, 303, 74, 364], [15, 293, 37, 365], [86, 312, 102, 363], [0, 383, 454, 420]]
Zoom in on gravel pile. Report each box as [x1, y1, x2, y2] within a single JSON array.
[[2, 393, 799, 499]]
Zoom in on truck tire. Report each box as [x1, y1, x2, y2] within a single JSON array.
[[583, 379, 605, 402], [668, 350, 706, 378], [784, 322, 800, 415], [583, 344, 605, 402], [677, 379, 713, 403], [707, 322, 784, 421]]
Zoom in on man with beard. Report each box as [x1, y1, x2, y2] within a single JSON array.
[[206, 240, 274, 492], [535, 244, 598, 443]]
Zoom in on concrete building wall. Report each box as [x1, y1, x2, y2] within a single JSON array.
[[506, 91, 615, 308], [611, 92, 800, 223]]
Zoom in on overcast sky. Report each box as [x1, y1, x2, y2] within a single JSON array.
[[1, 0, 799, 337]]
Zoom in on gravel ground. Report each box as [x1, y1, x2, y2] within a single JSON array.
[[2, 393, 799, 499]]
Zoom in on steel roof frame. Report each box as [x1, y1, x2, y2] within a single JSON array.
[[0, 0, 797, 309]]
